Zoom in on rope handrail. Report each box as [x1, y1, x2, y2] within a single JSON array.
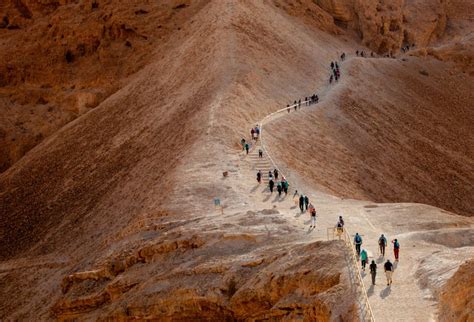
[[259, 100, 310, 187], [342, 227, 376, 322], [255, 99, 375, 322]]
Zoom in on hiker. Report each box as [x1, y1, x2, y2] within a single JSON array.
[[335, 62, 339, 69], [253, 132, 258, 141], [282, 179, 289, 195], [277, 182, 282, 196], [330, 62, 334, 69], [294, 101, 297, 111], [299, 194, 305, 213], [309, 204, 317, 228], [341, 52, 345, 61], [338, 215, 345, 227], [269, 179, 274, 194], [356, 50, 359, 56], [255, 126, 260, 137], [287, 104, 290, 113], [251, 128, 255, 139], [298, 99, 301, 108], [360, 51, 365, 57], [305, 97, 308, 106], [392, 239, 400, 261], [293, 189, 298, 198], [256, 170, 262, 184], [371, 51, 374, 57], [360, 249, 368, 271], [258, 149, 263, 158], [245, 143, 250, 154], [329, 74, 333, 84], [240, 138, 246, 150], [268, 170, 273, 181], [315, 94, 319, 103], [273, 168, 279, 180], [354, 233, 362, 256], [293, 191, 299, 206], [379, 234, 387, 256], [304, 195, 309, 211], [370, 260, 377, 285], [336, 221, 344, 239], [384, 259, 393, 286]]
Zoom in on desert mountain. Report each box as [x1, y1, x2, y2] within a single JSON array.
[[0, 0, 473, 320]]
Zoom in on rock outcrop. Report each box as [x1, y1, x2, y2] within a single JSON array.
[[438, 259, 474, 321], [313, 0, 462, 55], [50, 240, 356, 320]]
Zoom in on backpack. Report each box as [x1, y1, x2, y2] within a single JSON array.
[[355, 235, 362, 243], [394, 241, 400, 248]]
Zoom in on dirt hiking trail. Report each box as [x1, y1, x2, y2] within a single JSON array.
[[241, 57, 474, 321]]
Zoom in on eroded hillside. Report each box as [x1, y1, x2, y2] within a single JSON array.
[[0, 0, 207, 172]]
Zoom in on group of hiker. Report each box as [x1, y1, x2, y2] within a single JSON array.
[[353, 232, 400, 286], [401, 44, 415, 53], [329, 61, 341, 83], [241, 125, 261, 154], [293, 192, 317, 228], [258, 169, 290, 197], [286, 94, 320, 112], [241, 138, 250, 154], [250, 125, 260, 141]]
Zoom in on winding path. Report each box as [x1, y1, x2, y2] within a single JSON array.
[[246, 63, 375, 321], [241, 55, 473, 322]]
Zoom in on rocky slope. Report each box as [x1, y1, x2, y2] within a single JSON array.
[[438, 259, 474, 321], [0, 0, 207, 172]]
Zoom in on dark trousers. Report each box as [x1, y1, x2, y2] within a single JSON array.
[[371, 272, 376, 285], [380, 245, 385, 256], [355, 244, 361, 256]]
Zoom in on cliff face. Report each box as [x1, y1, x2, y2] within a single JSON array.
[[314, 0, 467, 55], [438, 259, 474, 321]]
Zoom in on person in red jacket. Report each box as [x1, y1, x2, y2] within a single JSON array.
[[392, 239, 400, 261]]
